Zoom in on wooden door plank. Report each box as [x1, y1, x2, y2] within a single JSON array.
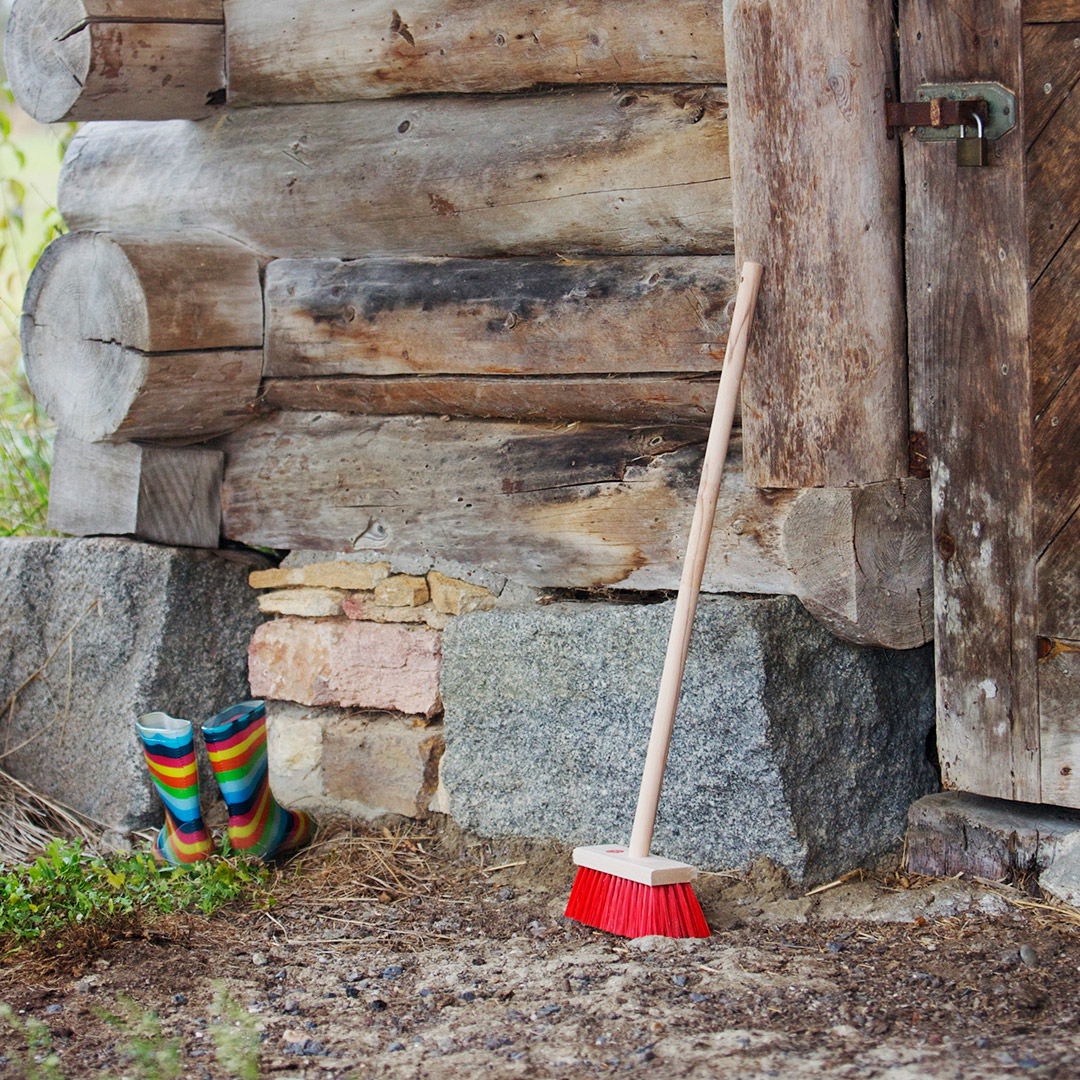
[[901, 0, 1040, 802], [1033, 363, 1080, 551], [1038, 511, 1080, 639], [1022, 22, 1080, 147], [1031, 222, 1080, 418], [721, 0, 908, 488], [1024, 0, 1080, 20], [1040, 642, 1080, 809], [1027, 80, 1080, 281]]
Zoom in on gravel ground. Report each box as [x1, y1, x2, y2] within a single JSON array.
[[2, 822, 1079, 1079]]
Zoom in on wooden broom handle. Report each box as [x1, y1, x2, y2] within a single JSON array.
[[628, 261, 763, 860]]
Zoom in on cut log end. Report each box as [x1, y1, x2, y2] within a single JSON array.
[[5, 0, 225, 123], [5, 0, 92, 123], [22, 230, 264, 442]]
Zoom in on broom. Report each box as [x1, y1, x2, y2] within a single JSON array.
[[564, 260, 764, 939]]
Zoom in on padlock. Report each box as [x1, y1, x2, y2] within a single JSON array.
[[956, 112, 988, 167]]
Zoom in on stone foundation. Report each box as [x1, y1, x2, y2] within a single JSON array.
[[0, 537, 264, 829], [250, 556, 939, 885]]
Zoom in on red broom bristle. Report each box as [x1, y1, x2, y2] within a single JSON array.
[[564, 866, 710, 939]]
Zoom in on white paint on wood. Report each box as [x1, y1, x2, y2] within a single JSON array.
[[225, 0, 724, 105], [60, 87, 732, 259]]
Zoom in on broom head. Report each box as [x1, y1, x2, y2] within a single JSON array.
[[565, 845, 710, 939]]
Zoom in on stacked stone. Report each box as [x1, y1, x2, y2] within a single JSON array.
[[247, 560, 496, 821]]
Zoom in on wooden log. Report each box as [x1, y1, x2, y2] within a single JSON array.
[[1039, 641, 1080, 809], [224, 0, 725, 105], [21, 231, 263, 442], [266, 256, 737, 377], [48, 433, 223, 549], [59, 87, 733, 259], [722, 0, 908, 488], [261, 375, 724, 425], [901, 0, 1040, 803], [5, 0, 225, 123], [263, 254, 737, 421], [218, 412, 933, 648]]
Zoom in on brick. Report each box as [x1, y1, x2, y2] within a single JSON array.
[[257, 587, 346, 617], [427, 570, 497, 616], [375, 574, 430, 608], [322, 712, 444, 818], [342, 595, 450, 630], [249, 561, 391, 591], [249, 617, 442, 717]]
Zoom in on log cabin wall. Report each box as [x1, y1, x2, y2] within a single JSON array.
[[8, 0, 934, 657]]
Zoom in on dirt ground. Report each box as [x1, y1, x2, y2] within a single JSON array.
[[2, 821, 1080, 1080]]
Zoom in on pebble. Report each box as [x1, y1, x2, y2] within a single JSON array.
[[689, 993, 707, 1003], [251, 952, 269, 967], [283, 1000, 302, 1015], [382, 965, 404, 979], [1019, 944, 1039, 968], [172, 993, 187, 1005], [44, 1004, 63, 1014], [388, 1042, 406, 1052], [369, 1000, 388, 1012], [537, 1004, 561, 1017], [672, 974, 688, 987], [495, 887, 514, 901], [486, 1036, 514, 1051]]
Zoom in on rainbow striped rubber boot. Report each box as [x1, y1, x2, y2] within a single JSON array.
[[202, 700, 314, 861], [135, 712, 214, 866]]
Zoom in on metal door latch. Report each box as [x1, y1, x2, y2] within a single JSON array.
[[884, 82, 1017, 166]]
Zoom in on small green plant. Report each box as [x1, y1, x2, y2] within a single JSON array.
[[208, 983, 264, 1080], [0, 838, 274, 949]]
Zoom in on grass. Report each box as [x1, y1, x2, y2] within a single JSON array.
[[0, 94, 73, 537]]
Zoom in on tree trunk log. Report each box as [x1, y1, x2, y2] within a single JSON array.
[[263, 254, 736, 422], [225, 0, 724, 105], [59, 86, 732, 259], [723, 0, 908, 487], [22, 231, 263, 442], [5, 0, 225, 123], [48, 433, 224, 548], [218, 411, 932, 647]]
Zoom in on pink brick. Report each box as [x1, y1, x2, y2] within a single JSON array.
[[249, 617, 441, 717]]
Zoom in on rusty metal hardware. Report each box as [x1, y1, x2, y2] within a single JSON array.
[[885, 94, 986, 137]]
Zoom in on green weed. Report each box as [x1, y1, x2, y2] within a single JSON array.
[[0, 838, 274, 950], [0, 92, 74, 536]]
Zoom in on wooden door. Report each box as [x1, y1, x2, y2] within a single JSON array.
[[900, 0, 1079, 806]]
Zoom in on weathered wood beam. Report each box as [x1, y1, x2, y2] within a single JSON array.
[[263, 254, 736, 422], [1023, 0, 1080, 20], [218, 412, 933, 649], [224, 0, 725, 106], [5, 0, 225, 123], [722, 0, 908, 488], [59, 87, 732, 259], [49, 434, 223, 549], [21, 231, 263, 442], [901, 0, 1040, 802]]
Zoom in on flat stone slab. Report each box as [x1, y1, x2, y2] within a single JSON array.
[[440, 595, 937, 885], [0, 537, 265, 829], [906, 790, 1080, 896]]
